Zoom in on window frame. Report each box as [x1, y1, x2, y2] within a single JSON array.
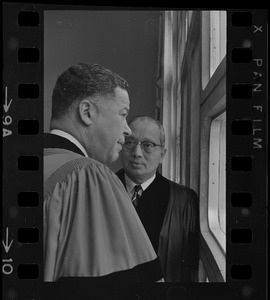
[[199, 57, 226, 281], [208, 110, 226, 252], [201, 10, 227, 89]]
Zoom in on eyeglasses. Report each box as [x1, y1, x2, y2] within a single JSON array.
[[123, 139, 164, 153]]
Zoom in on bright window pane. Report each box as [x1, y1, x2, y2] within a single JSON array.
[[208, 111, 226, 251]]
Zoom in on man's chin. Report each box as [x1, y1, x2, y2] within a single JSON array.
[[126, 168, 143, 177], [110, 153, 119, 163]]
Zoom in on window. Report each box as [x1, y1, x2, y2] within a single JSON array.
[[208, 111, 226, 252], [199, 11, 226, 281], [159, 10, 226, 281]]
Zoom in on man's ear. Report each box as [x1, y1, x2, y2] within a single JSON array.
[[160, 147, 167, 163], [78, 99, 96, 126]]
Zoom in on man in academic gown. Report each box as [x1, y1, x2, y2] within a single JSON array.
[[43, 63, 163, 282], [116, 115, 200, 282]]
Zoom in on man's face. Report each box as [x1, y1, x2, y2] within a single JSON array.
[[90, 87, 131, 163], [120, 119, 166, 183]]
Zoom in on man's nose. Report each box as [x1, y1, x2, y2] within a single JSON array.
[[132, 143, 143, 157], [124, 121, 132, 136]]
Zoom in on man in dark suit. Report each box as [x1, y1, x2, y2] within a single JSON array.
[[116, 115, 200, 282]]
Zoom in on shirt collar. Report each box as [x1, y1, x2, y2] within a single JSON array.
[[125, 173, 156, 196], [50, 129, 88, 157]]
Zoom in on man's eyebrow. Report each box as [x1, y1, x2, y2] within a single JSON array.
[[141, 138, 157, 143], [125, 137, 158, 143]]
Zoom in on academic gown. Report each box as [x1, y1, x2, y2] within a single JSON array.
[[43, 133, 162, 282], [116, 169, 200, 282]]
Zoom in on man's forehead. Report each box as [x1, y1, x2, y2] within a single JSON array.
[[109, 87, 129, 106], [129, 119, 160, 137]]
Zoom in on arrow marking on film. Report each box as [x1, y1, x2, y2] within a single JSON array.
[[2, 227, 13, 253], [3, 86, 13, 113]]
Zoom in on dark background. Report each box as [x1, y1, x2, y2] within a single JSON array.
[[44, 10, 160, 171]]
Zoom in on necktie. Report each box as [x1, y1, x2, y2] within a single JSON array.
[[131, 185, 142, 208]]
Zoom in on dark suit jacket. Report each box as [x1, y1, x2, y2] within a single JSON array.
[[116, 168, 200, 282]]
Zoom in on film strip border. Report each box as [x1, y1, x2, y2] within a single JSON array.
[[2, 5, 268, 300], [3, 4, 43, 300], [226, 9, 267, 300]]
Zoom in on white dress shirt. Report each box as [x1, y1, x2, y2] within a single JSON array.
[[125, 173, 156, 199], [50, 129, 88, 157]]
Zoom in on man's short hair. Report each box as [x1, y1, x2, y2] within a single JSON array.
[[51, 63, 128, 119], [128, 115, 166, 146]]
